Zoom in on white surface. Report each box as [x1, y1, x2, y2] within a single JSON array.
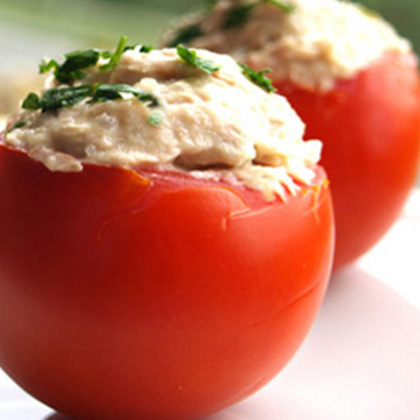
[[358, 189, 420, 309], [1, 190, 420, 420]]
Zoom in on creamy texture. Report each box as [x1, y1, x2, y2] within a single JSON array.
[[163, 0, 411, 91], [5, 48, 321, 200], [0, 115, 6, 132]]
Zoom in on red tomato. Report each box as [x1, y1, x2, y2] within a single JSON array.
[[0, 141, 333, 420], [275, 52, 420, 269]]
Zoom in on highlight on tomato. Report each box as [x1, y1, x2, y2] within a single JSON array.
[[0, 40, 334, 420], [171, 0, 420, 268]]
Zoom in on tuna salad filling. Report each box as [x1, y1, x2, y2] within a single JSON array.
[[4, 40, 322, 200], [163, 0, 411, 91]]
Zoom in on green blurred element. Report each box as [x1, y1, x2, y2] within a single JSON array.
[[353, 0, 420, 55], [0, 0, 418, 53], [0, 0, 184, 47]]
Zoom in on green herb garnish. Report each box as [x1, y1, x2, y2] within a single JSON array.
[[147, 111, 164, 126], [6, 121, 27, 134], [39, 37, 153, 85], [137, 45, 154, 53], [90, 84, 160, 107], [99, 36, 128, 71], [22, 92, 42, 110], [205, 0, 219, 10], [39, 59, 59, 74], [22, 84, 160, 113], [238, 63, 276, 93], [168, 24, 203, 48], [221, 0, 294, 30], [176, 44, 221, 75], [263, 0, 295, 13], [222, 4, 255, 29], [41, 49, 101, 84], [23, 85, 94, 112]]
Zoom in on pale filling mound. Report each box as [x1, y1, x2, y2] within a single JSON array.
[[5, 48, 321, 200], [165, 0, 411, 91], [0, 115, 6, 132]]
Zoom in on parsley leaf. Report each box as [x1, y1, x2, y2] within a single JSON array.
[[90, 84, 160, 107], [147, 111, 164, 126], [220, 0, 294, 31], [263, 0, 295, 13], [176, 44, 221, 75], [205, 0, 219, 10], [22, 92, 42, 110], [99, 36, 128, 71], [49, 50, 101, 84], [6, 121, 27, 134], [21, 83, 160, 113], [136, 45, 154, 53], [222, 4, 255, 29], [238, 63, 277, 93], [39, 59, 59, 74], [168, 24, 203, 48], [40, 85, 95, 112], [38, 37, 152, 85]]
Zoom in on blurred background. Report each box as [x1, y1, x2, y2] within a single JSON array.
[[0, 0, 419, 112]]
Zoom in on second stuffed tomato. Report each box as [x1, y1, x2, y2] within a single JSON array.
[[173, 0, 420, 268]]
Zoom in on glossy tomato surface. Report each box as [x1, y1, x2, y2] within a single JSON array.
[[275, 52, 420, 269], [0, 141, 333, 420]]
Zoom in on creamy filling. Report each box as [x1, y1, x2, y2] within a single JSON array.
[[0, 115, 6, 132], [163, 0, 411, 91], [5, 47, 322, 200]]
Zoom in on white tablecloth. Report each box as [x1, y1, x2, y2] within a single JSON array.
[[1, 189, 420, 420]]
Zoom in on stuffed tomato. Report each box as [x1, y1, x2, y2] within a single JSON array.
[[171, 0, 420, 268], [0, 42, 333, 420]]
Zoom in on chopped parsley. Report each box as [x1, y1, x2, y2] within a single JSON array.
[[222, 4, 255, 29], [168, 24, 204, 48], [99, 36, 128, 71], [23, 85, 94, 112], [238, 63, 276, 93], [147, 111, 164, 126], [6, 121, 27, 134], [263, 0, 295, 13], [90, 84, 160, 107], [204, 0, 219, 10], [39, 36, 153, 85], [22, 84, 160, 113], [222, 0, 294, 30], [176, 44, 221, 75], [22, 92, 42, 110], [134, 45, 154, 53], [40, 49, 101, 84]]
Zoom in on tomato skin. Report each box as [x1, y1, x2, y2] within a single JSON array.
[[0, 143, 333, 420], [275, 52, 420, 269]]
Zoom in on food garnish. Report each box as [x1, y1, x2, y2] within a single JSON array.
[[238, 63, 276, 93], [176, 44, 221, 74], [22, 84, 160, 113]]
